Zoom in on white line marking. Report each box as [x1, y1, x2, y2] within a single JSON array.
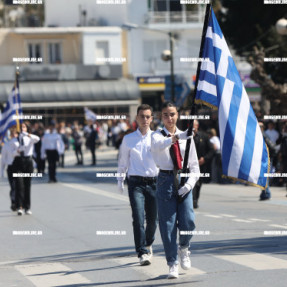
[[232, 219, 253, 223], [15, 263, 91, 287], [204, 215, 223, 218], [113, 255, 206, 278], [269, 224, 287, 230], [215, 254, 287, 270], [248, 218, 271, 222], [219, 214, 237, 218], [61, 183, 129, 203]]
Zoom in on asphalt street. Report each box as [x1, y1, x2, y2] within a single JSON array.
[[0, 147, 286, 287]]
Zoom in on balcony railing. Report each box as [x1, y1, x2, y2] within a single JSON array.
[[144, 11, 204, 25]]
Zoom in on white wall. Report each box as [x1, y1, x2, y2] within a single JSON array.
[[45, 0, 128, 27], [82, 30, 122, 65]]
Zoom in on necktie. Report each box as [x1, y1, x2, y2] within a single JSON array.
[[168, 134, 183, 170]]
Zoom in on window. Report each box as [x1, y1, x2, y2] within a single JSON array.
[[95, 41, 109, 64], [48, 43, 62, 64], [152, 0, 182, 12], [28, 43, 42, 64]]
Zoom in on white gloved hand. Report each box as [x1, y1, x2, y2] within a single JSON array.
[[178, 184, 191, 197], [177, 129, 193, 140], [118, 181, 125, 193]]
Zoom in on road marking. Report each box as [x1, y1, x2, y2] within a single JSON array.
[[248, 218, 271, 222], [204, 214, 223, 218], [61, 183, 129, 203], [269, 224, 287, 229], [232, 219, 253, 223], [214, 254, 287, 270], [219, 214, 237, 218], [113, 255, 206, 278], [15, 263, 91, 286]]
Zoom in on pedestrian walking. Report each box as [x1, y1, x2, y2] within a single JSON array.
[[117, 104, 158, 266], [41, 122, 64, 183], [11, 122, 40, 215], [151, 101, 200, 279]]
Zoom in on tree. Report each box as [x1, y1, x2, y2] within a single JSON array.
[[218, 0, 287, 113]]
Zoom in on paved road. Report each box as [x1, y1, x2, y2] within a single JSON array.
[[0, 147, 286, 287]]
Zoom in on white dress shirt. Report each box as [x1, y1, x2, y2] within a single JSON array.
[[210, 136, 220, 151], [18, 132, 40, 157], [117, 129, 158, 181], [0, 138, 18, 177], [151, 127, 200, 189], [265, 128, 279, 144], [41, 131, 65, 159]]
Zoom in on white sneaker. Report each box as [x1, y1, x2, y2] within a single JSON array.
[[178, 247, 191, 270], [17, 209, 23, 216], [146, 245, 153, 256], [139, 254, 151, 266], [25, 209, 32, 215], [167, 264, 179, 279]]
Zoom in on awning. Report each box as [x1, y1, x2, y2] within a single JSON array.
[[0, 79, 140, 104]]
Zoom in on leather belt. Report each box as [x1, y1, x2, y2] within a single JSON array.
[[129, 176, 157, 183]]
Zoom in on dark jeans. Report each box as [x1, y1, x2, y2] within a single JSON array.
[[46, 150, 59, 181], [75, 145, 83, 164], [13, 157, 33, 210], [90, 145, 96, 165], [128, 176, 158, 257]]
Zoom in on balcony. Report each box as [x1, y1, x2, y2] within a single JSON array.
[[144, 10, 204, 29]]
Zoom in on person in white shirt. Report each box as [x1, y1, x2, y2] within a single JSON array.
[[11, 122, 40, 215], [117, 104, 158, 266], [1, 127, 18, 211], [265, 121, 279, 144], [41, 121, 65, 183], [151, 101, 200, 279]]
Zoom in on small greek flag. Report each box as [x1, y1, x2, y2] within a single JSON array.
[[195, 9, 269, 189], [0, 81, 23, 140], [84, 107, 97, 122]]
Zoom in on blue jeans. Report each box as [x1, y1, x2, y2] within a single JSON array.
[[128, 176, 158, 257], [156, 171, 195, 266]]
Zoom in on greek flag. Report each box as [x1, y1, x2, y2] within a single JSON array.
[[195, 9, 269, 189], [84, 107, 97, 122], [0, 82, 23, 140]]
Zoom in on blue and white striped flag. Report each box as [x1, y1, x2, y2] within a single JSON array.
[[195, 9, 269, 189], [0, 81, 23, 141], [84, 107, 97, 122]]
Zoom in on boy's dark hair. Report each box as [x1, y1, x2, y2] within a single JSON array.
[[161, 101, 177, 111], [137, 104, 153, 115]]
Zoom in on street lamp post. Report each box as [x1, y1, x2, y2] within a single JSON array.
[[122, 23, 176, 103]]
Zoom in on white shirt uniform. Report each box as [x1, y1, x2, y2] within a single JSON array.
[[117, 129, 158, 181], [151, 127, 200, 189], [265, 129, 279, 144], [18, 133, 40, 157], [210, 136, 220, 151], [41, 131, 65, 159], [0, 138, 17, 177]]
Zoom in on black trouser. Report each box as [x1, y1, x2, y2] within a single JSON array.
[[13, 157, 33, 210], [36, 155, 45, 173], [59, 154, 65, 167], [75, 145, 83, 164], [192, 179, 202, 204], [7, 165, 15, 204], [46, 150, 59, 181], [90, 145, 96, 165]]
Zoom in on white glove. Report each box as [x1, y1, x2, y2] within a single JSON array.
[[177, 129, 193, 140], [118, 181, 125, 193], [178, 184, 191, 197]]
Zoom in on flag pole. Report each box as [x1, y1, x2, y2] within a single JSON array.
[[15, 65, 21, 133], [179, 2, 213, 199]]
